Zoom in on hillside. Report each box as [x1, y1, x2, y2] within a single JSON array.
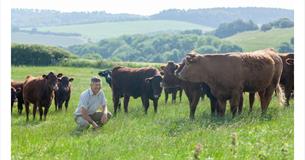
[[224, 28, 293, 51], [19, 20, 213, 41]]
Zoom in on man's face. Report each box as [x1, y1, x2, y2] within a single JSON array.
[[91, 82, 101, 95]]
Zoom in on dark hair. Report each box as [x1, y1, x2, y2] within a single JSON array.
[[91, 77, 101, 83]]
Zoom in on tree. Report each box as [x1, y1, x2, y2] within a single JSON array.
[[261, 23, 272, 32], [278, 42, 294, 53]]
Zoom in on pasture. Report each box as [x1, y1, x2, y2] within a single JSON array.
[[225, 28, 294, 52], [11, 66, 293, 160], [21, 20, 213, 41]]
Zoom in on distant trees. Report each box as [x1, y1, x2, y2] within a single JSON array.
[[12, 44, 76, 65], [68, 33, 243, 63], [213, 19, 259, 38], [260, 18, 294, 32], [278, 36, 294, 53]]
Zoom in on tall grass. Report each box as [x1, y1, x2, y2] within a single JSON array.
[[11, 66, 293, 160]]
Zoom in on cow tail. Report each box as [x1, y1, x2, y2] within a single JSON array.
[[276, 84, 285, 106]]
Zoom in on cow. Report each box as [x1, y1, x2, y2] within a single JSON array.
[[98, 69, 122, 109], [162, 61, 218, 119], [111, 66, 163, 114], [11, 87, 17, 113], [54, 74, 74, 111], [160, 63, 183, 104], [279, 53, 294, 106], [23, 72, 59, 121], [11, 81, 24, 115], [176, 48, 285, 117], [244, 53, 294, 111]]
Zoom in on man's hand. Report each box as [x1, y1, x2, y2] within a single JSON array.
[[91, 121, 99, 129], [100, 113, 108, 124]]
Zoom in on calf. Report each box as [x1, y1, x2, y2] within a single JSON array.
[[11, 81, 24, 115], [54, 74, 74, 111]]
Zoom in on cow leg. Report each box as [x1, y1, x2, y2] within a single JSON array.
[[25, 101, 30, 121], [39, 106, 43, 121], [123, 95, 130, 113], [249, 92, 255, 112], [284, 84, 292, 106], [17, 100, 23, 115], [189, 91, 201, 120], [141, 96, 149, 114], [172, 90, 177, 104], [43, 106, 50, 121], [238, 92, 243, 115], [54, 95, 58, 111], [179, 89, 182, 102], [113, 94, 120, 115], [258, 90, 266, 114], [165, 90, 169, 104], [262, 85, 276, 113], [217, 98, 226, 117], [209, 96, 218, 116], [153, 99, 158, 113], [65, 98, 70, 111], [33, 103, 37, 120]]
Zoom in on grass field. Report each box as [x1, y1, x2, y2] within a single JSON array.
[[12, 32, 87, 47], [11, 66, 293, 160], [21, 20, 213, 41], [224, 28, 294, 51]]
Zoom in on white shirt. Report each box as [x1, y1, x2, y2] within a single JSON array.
[[74, 88, 107, 116]]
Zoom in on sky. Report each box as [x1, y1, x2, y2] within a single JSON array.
[[12, 0, 294, 15]]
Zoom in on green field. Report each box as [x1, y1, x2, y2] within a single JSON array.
[[22, 20, 213, 41], [12, 66, 293, 159], [12, 32, 87, 47], [224, 28, 294, 51]]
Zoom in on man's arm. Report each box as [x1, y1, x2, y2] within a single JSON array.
[[80, 107, 99, 128]]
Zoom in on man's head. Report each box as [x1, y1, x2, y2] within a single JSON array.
[[90, 77, 101, 95]]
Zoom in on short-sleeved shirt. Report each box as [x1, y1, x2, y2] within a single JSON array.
[[74, 88, 107, 116]]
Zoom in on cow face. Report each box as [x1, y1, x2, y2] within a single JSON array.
[[145, 75, 163, 99], [175, 53, 202, 82], [58, 76, 74, 90], [164, 61, 178, 75], [43, 72, 59, 91], [98, 70, 111, 78]]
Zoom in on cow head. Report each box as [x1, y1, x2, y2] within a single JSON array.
[[58, 76, 74, 89], [175, 52, 202, 82], [98, 70, 112, 87], [42, 72, 59, 91], [145, 75, 163, 99]]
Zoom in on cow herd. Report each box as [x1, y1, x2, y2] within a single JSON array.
[[11, 48, 294, 121]]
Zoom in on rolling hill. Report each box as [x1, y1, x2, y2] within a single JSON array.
[[224, 28, 293, 51]]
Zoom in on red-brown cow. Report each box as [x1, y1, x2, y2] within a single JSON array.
[[23, 72, 59, 121], [176, 49, 284, 117], [11, 81, 24, 114]]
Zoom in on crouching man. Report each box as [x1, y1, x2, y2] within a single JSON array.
[[74, 77, 112, 131]]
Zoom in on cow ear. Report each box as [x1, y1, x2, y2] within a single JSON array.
[[286, 58, 294, 65], [57, 73, 63, 78], [42, 74, 47, 78], [160, 66, 165, 70], [69, 78, 74, 82], [145, 77, 152, 84], [160, 71, 164, 75]]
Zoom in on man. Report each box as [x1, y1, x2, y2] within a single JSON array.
[[74, 77, 112, 131]]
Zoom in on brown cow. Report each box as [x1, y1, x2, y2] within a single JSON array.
[[54, 74, 74, 111], [11, 81, 24, 114], [163, 61, 218, 119], [23, 72, 59, 121], [176, 48, 284, 117], [160, 63, 183, 104], [111, 66, 163, 114]]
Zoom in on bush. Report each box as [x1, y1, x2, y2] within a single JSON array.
[[261, 23, 273, 32], [12, 44, 76, 66], [214, 19, 259, 38], [278, 42, 294, 53]]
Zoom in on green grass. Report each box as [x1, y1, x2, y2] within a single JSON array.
[[22, 20, 213, 41], [224, 28, 294, 51], [12, 32, 87, 47], [12, 66, 293, 160]]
